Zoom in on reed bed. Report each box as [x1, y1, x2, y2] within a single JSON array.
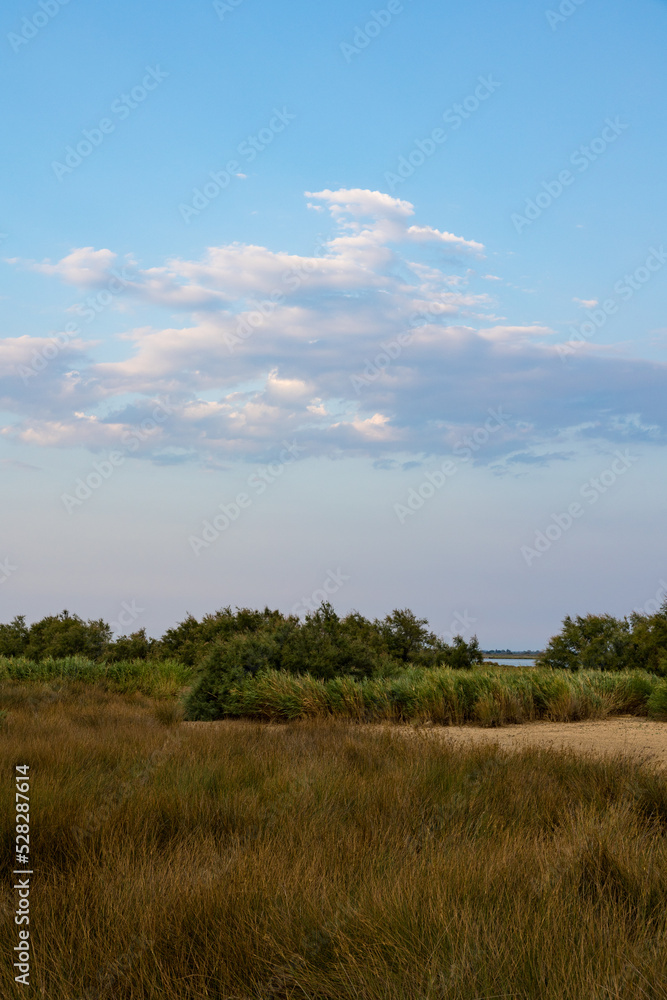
[[190, 665, 667, 724], [0, 655, 191, 698]]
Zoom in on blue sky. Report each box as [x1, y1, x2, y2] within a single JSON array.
[[1, 0, 666, 647]]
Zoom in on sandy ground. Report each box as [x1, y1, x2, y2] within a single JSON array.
[[406, 715, 667, 769], [184, 715, 667, 769]]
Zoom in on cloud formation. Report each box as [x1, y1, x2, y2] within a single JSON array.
[[3, 189, 666, 466]]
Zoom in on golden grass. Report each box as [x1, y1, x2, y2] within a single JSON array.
[[1, 681, 667, 999]]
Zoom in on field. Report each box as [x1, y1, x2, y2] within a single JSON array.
[[2, 680, 667, 999]]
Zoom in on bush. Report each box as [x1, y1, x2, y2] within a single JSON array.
[[0, 603, 487, 689], [540, 604, 667, 674], [22, 611, 111, 662], [184, 633, 283, 720], [103, 628, 155, 662], [540, 614, 636, 671], [280, 604, 383, 680], [159, 606, 297, 665], [0, 615, 29, 657]]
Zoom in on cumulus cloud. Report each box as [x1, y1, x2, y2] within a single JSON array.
[[3, 189, 666, 464], [11, 247, 122, 287]]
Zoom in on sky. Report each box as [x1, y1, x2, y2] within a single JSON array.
[[1, 0, 666, 648]]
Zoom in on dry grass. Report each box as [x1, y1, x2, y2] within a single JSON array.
[[1, 681, 667, 999]]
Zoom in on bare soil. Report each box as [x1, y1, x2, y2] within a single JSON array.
[[405, 715, 667, 768]]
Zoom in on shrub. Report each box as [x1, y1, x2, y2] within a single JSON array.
[[0, 615, 29, 657], [280, 604, 383, 680], [103, 627, 154, 662], [23, 611, 112, 662], [184, 633, 282, 720], [540, 613, 637, 671], [159, 606, 297, 665]]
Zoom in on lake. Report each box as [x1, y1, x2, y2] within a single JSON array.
[[484, 657, 536, 667]]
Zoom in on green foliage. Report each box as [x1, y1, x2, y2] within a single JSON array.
[[647, 679, 667, 720], [280, 603, 383, 680], [629, 603, 667, 674], [103, 627, 150, 661], [0, 615, 29, 657], [159, 605, 296, 665], [541, 603, 667, 673], [540, 613, 635, 671], [0, 655, 191, 697], [184, 632, 283, 721], [183, 664, 661, 724], [20, 610, 112, 661], [379, 608, 438, 662]]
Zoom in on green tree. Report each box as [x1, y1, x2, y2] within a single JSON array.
[[23, 611, 112, 661], [0, 615, 29, 657], [629, 600, 667, 675], [281, 603, 380, 680], [379, 608, 439, 662], [540, 613, 635, 671]]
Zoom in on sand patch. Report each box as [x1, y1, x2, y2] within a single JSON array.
[[402, 715, 667, 768]]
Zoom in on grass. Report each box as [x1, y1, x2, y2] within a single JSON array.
[[1, 683, 667, 999], [0, 655, 192, 698], [4, 656, 667, 726], [187, 664, 667, 724]]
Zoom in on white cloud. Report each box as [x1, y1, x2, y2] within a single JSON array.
[[3, 190, 667, 464], [12, 247, 121, 287]]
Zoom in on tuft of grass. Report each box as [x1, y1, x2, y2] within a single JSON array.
[[185, 664, 662, 725], [648, 679, 667, 720], [153, 700, 185, 726], [1, 686, 666, 999]]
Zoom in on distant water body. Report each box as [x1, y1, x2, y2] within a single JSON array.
[[484, 657, 536, 667]]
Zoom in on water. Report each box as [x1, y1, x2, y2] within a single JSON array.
[[484, 657, 536, 667]]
